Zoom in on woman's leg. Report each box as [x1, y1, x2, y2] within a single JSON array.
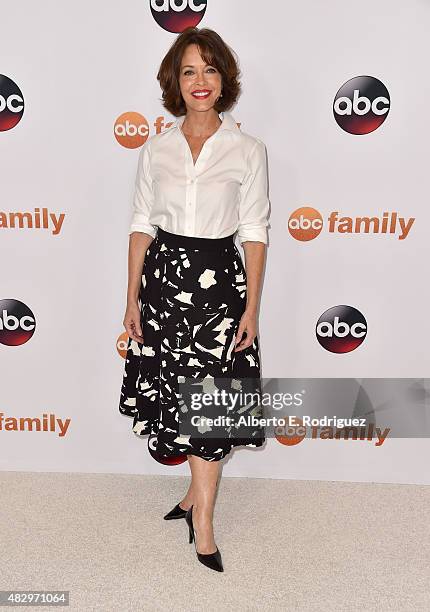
[[178, 455, 195, 510], [179, 455, 220, 509], [186, 455, 221, 554]]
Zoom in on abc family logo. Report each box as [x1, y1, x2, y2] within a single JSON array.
[[274, 417, 389, 447], [316, 305, 367, 354], [0, 75, 24, 132], [333, 75, 390, 134], [150, 0, 207, 33], [288, 207, 415, 241], [0, 299, 36, 346]]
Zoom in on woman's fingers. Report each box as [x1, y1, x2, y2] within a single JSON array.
[[124, 317, 144, 344], [134, 320, 143, 339], [131, 320, 144, 343], [235, 335, 254, 351], [234, 322, 255, 352]]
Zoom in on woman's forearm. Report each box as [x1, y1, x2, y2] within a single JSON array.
[[241, 241, 266, 314], [127, 232, 155, 305]]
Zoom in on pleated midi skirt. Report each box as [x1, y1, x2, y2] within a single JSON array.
[[119, 227, 265, 462]]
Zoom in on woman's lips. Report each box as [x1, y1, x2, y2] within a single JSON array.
[[191, 91, 211, 99]]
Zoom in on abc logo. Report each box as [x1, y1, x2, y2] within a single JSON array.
[[333, 76, 390, 134], [316, 305, 367, 353], [0, 75, 24, 132], [275, 417, 306, 446], [0, 299, 36, 346], [288, 207, 323, 241], [150, 0, 207, 33], [117, 331, 131, 359], [114, 112, 149, 149]]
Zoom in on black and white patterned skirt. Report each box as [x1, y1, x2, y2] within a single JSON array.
[[118, 227, 265, 462]]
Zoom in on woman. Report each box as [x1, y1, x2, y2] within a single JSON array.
[[119, 27, 270, 573]]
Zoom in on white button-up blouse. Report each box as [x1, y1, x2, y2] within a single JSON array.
[[129, 110, 270, 245]]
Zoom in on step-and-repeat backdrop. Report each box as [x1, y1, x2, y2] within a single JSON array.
[[1, 1, 429, 484]]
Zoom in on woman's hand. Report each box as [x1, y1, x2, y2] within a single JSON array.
[[234, 309, 258, 352], [123, 301, 144, 344]]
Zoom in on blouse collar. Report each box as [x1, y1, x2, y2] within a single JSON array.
[[173, 110, 240, 133]]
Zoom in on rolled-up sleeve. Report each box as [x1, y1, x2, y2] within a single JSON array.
[[237, 139, 270, 245], [129, 141, 158, 237]]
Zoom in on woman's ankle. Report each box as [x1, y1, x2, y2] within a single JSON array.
[[179, 494, 194, 510]]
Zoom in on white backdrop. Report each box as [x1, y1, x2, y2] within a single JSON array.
[[1, 0, 429, 484]]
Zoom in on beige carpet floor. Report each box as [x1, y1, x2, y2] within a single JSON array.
[[0, 471, 429, 611]]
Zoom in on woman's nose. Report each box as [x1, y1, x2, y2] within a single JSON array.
[[194, 72, 207, 85]]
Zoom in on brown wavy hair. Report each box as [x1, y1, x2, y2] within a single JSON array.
[[157, 27, 242, 117]]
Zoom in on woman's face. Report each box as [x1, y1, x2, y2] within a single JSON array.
[[178, 43, 222, 113]]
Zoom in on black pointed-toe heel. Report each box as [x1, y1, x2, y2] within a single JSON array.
[[163, 503, 188, 521], [185, 506, 224, 572]]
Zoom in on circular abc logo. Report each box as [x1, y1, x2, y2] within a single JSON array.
[[316, 305, 367, 353], [333, 76, 390, 134], [288, 207, 323, 241], [148, 433, 187, 465], [0, 75, 24, 132], [274, 417, 306, 446], [117, 331, 131, 358], [114, 112, 149, 149], [150, 0, 207, 33], [0, 299, 36, 346]]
